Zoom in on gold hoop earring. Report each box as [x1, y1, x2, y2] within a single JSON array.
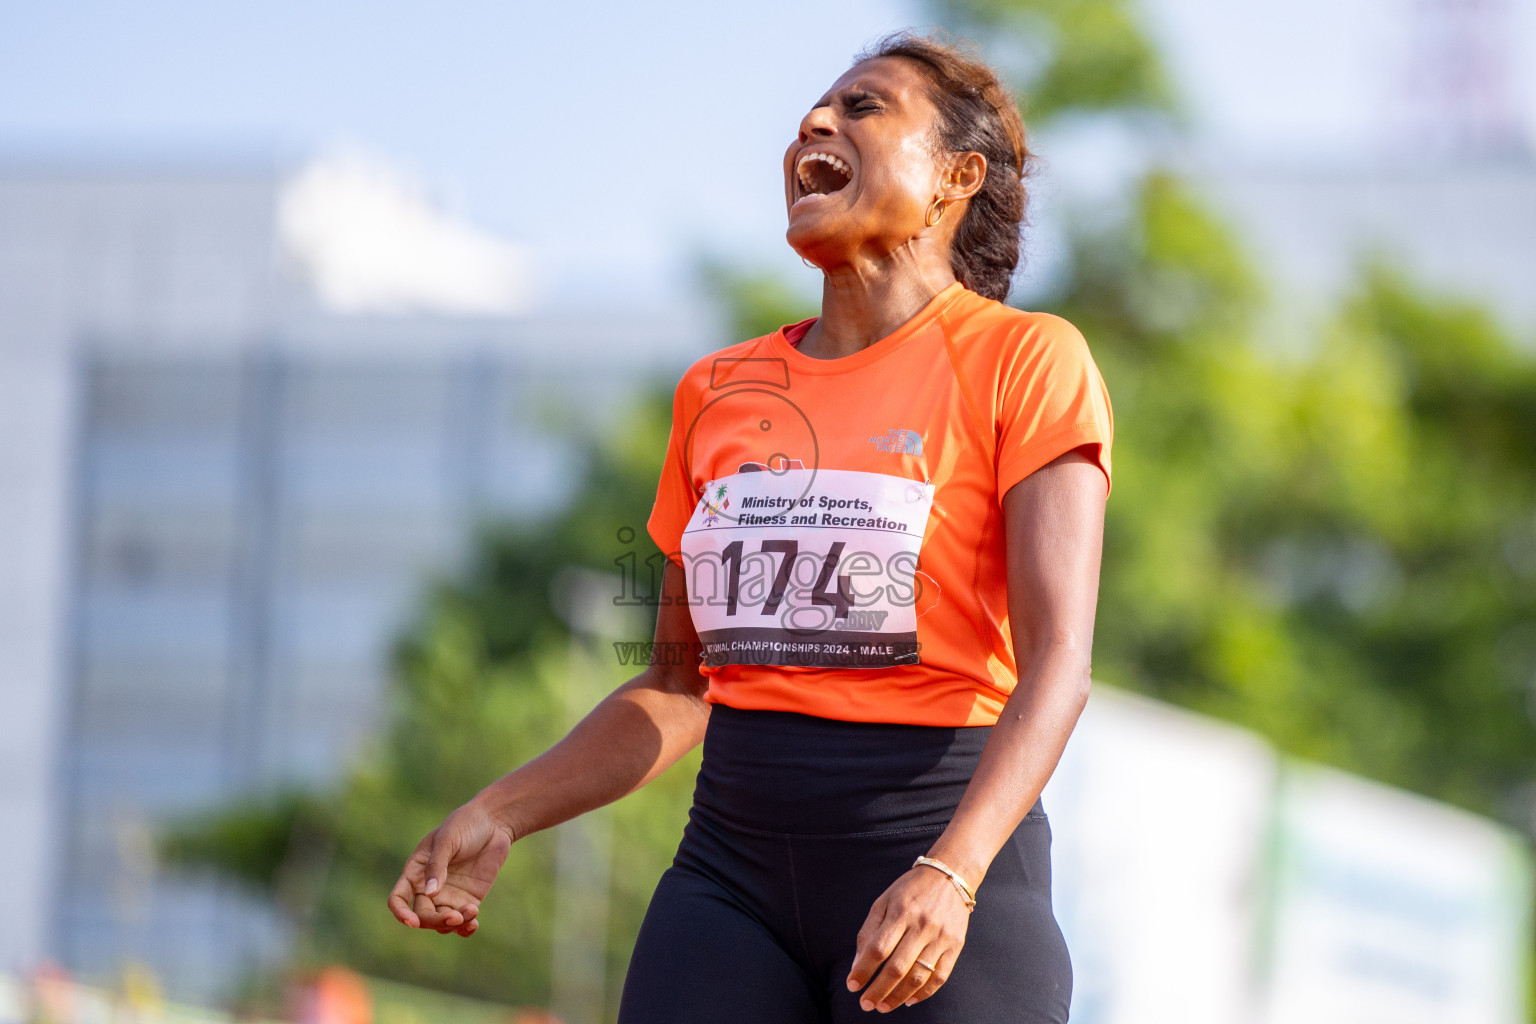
[[925, 197, 947, 227]]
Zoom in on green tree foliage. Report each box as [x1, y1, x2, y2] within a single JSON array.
[[163, 391, 697, 1015], [922, 0, 1536, 826], [936, 0, 1174, 121], [1059, 173, 1536, 818]]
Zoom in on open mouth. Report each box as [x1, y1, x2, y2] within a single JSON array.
[[795, 151, 853, 202]]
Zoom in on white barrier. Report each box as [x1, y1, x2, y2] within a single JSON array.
[[1043, 686, 1533, 1024]]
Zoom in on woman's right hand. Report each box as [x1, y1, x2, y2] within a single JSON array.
[[387, 798, 514, 937], [385, 562, 707, 938]]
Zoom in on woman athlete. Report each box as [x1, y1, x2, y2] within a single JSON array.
[[389, 32, 1113, 1023]]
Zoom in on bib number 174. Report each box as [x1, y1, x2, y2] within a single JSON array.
[[719, 539, 853, 619]]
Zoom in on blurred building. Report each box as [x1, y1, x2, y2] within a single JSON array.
[[1024, 144, 1536, 339], [1022, 0, 1536, 334], [0, 160, 713, 998], [1164, 0, 1536, 336], [1190, 157, 1536, 335]]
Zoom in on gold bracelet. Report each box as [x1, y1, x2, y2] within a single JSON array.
[[912, 855, 977, 911]]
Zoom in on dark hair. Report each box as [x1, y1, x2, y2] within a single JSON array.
[[857, 32, 1031, 302]]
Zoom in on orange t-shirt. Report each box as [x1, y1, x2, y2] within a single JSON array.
[[647, 282, 1113, 727]]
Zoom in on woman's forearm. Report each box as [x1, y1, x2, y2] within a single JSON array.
[[925, 451, 1107, 891], [469, 667, 711, 840], [923, 646, 1090, 888]]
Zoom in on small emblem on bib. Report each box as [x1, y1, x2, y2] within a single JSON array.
[[700, 482, 730, 526]]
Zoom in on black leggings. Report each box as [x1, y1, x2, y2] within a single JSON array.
[[618, 706, 1072, 1023]]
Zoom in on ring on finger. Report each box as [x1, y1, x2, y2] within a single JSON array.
[[915, 957, 937, 973]]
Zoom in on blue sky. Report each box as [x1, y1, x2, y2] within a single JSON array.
[[0, 0, 919, 305], [3, 0, 1532, 309]]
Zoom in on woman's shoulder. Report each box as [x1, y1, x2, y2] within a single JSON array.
[[942, 288, 1091, 360]]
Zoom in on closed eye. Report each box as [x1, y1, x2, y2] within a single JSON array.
[[843, 91, 882, 113]]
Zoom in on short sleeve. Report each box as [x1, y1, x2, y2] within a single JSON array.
[[994, 315, 1114, 501], [647, 381, 699, 566]]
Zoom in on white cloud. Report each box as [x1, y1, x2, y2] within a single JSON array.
[[279, 149, 536, 316]]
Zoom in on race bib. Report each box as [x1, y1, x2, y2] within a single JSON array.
[[679, 468, 934, 668]]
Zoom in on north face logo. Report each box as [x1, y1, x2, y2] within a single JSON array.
[[869, 429, 924, 455]]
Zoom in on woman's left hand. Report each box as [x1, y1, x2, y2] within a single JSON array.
[[845, 865, 972, 1012]]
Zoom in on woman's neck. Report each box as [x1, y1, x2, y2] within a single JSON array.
[[795, 249, 958, 360]]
